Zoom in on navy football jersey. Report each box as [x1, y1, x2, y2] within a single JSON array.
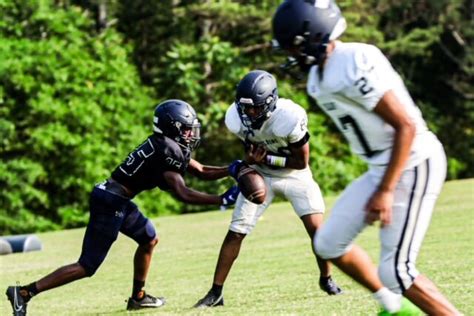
[[111, 134, 190, 193]]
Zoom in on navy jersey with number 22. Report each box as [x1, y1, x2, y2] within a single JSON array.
[[111, 134, 190, 194]]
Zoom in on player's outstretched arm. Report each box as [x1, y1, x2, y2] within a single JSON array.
[[187, 158, 230, 180], [163, 170, 238, 206]]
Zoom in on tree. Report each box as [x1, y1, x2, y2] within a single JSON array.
[[0, 1, 166, 233]]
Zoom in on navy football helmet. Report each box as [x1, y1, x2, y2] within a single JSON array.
[[153, 99, 201, 151], [235, 70, 278, 130], [272, 0, 347, 72]]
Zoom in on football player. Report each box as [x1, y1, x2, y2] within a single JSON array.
[[5, 99, 240, 316], [194, 70, 342, 308], [272, 0, 460, 315]]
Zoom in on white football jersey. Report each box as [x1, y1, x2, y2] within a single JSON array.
[[307, 41, 439, 167], [225, 98, 309, 177]]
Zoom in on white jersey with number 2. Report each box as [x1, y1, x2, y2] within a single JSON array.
[[307, 41, 439, 167], [224, 98, 325, 235], [225, 98, 308, 177]]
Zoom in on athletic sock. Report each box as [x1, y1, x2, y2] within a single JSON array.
[[19, 282, 38, 302], [211, 283, 223, 297], [319, 275, 332, 282], [373, 287, 402, 313], [132, 279, 145, 300]]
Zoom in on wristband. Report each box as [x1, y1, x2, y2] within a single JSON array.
[[266, 155, 287, 167]]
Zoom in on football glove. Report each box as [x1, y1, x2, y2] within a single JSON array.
[[221, 185, 240, 207], [228, 160, 247, 181]]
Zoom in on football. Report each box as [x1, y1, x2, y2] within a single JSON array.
[[237, 166, 266, 204]]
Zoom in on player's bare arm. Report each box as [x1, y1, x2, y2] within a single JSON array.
[[187, 158, 229, 180], [244, 140, 309, 170], [163, 170, 223, 205], [366, 90, 416, 226], [283, 141, 309, 170]]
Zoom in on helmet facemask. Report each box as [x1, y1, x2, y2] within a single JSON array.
[[237, 94, 277, 130], [169, 118, 201, 151], [273, 22, 330, 79]]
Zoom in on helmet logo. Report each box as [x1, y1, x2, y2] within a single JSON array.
[[314, 0, 330, 9], [239, 97, 254, 105]]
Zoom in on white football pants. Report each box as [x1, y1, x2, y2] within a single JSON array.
[[229, 167, 325, 234], [314, 143, 446, 293]]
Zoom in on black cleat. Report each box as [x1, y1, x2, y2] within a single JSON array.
[[126, 293, 166, 310], [319, 276, 343, 295], [6, 286, 28, 316], [194, 290, 224, 308]]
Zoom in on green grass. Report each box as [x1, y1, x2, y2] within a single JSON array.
[[1, 179, 473, 315]]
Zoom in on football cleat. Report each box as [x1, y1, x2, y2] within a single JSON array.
[[319, 276, 343, 295], [6, 286, 28, 316], [126, 293, 165, 310], [194, 290, 224, 308], [378, 297, 423, 315]]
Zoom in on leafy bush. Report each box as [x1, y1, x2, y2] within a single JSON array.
[[0, 2, 177, 234]]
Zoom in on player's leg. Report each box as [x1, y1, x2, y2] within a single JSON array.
[[120, 202, 164, 310], [378, 151, 460, 315], [212, 230, 246, 287], [279, 170, 341, 294], [194, 184, 274, 308], [314, 172, 403, 313], [6, 186, 125, 315]]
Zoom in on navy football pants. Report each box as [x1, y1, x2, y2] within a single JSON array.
[[78, 186, 156, 276]]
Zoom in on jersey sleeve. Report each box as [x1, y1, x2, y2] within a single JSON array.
[[343, 45, 392, 111], [274, 100, 309, 144], [161, 142, 188, 174]]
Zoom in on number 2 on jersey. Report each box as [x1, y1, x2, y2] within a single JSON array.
[[354, 76, 374, 95], [338, 115, 375, 157], [120, 139, 155, 176]]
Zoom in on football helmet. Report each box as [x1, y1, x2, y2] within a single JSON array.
[[272, 0, 347, 72], [235, 70, 278, 129], [153, 99, 201, 151]]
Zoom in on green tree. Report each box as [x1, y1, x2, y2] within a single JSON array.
[[0, 1, 174, 234], [374, 0, 473, 178]]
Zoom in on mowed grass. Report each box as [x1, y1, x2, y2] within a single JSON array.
[[1, 179, 473, 315]]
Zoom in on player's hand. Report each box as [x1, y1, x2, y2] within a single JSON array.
[[365, 189, 394, 227], [228, 160, 247, 181], [245, 144, 267, 165], [221, 185, 240, 207]]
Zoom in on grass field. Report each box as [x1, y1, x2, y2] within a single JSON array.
[[1, 179, 473, 315]]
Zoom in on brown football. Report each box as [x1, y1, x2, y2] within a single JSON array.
[[237, 166, 266, 204]]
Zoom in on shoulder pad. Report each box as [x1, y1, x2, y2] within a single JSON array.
[[272, 99, 307, 137], [225, 103, 242, 134], [353, 44, 384, 72], [161, 137, 187, 172]]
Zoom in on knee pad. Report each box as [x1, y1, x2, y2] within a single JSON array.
[[123, 217, 157, 246], [378, 259, 418, 294], [135, 220, 157, 246], [313, 231, 350, 259]]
